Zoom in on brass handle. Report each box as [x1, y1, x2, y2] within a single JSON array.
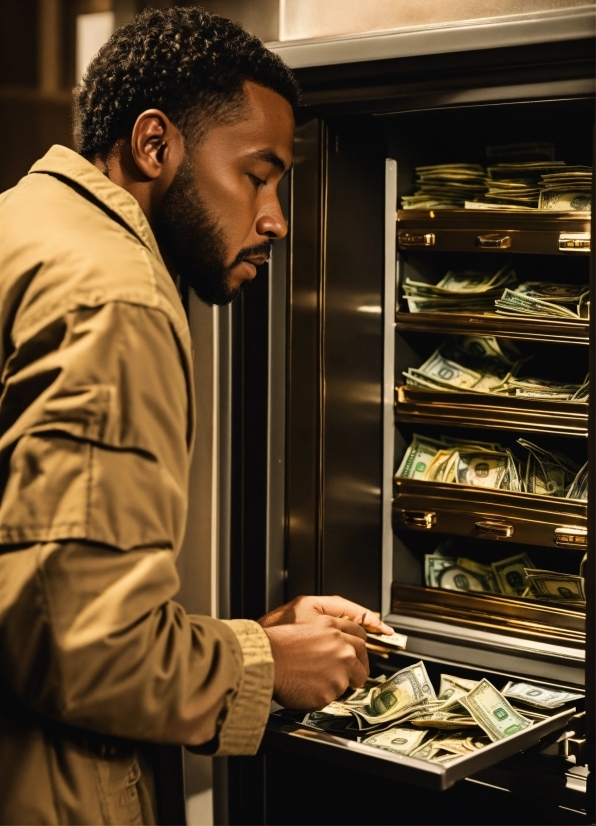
[[476, 234, 511, 249], [554, 526, 587, 548], [402, 510, 436, 529], [559, 233, 591, 252], [475, 519, 514, 538], [398, 231, 435, 247]]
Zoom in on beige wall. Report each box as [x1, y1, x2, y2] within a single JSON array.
[[279, 0, 592, 41]]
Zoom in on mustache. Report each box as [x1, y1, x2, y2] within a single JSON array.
[[227, 241, 274, 272]]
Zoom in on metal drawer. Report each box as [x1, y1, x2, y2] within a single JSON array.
[[395, 385, 588, 436], [393, 478, 587, 547], [263, 653, 579, 792], [397, 210, 591, 256]]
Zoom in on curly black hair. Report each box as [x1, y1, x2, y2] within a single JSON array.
[[73, 6, 299, 159]]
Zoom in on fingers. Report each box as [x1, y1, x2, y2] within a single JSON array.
[[315, 595, 395, 635], [346, 650, 369, 689], [335, 626, 369, 674], [333, 617, 367, 642]]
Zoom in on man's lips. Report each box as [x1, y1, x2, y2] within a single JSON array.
[[236, 256, 268, 279]]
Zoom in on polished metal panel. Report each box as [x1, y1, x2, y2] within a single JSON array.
[[272, 6, 595, 68], [382, 159, 398, 616]]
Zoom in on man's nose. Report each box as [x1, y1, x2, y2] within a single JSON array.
[[255, 197, 288, 240]]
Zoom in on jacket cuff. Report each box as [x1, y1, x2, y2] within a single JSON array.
[[215, 619, 274, 755]]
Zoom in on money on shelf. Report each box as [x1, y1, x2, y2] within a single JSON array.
[[425, 548, 535, 598], [401, 164, 487, 210], [396, 434, 586, 500], [539, 166, 593, 212], [495, 282, 590, 320], [484, 161, 568, 208], [403, 264, 516, 313]]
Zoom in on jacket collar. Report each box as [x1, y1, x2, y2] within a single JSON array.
[[29, 145, 164, 266]]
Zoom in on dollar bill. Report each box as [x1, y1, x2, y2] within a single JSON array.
[[491, 553, 535, 597], [438, 674, 478, 702], [425, 554, 456, 588], [350, 661, 436, 726], [410, 712, 478, 730], [567, 461, 588, 501], [366, 632, 408, 651], [456, 452, 508, 488], [501, 681, 583, 709], [396, 434, 443, 479], [459, 679, 532, 741], [525, 570, 586, 603], [518, 438, 578, 497], [539, 191, 591, 211], [362, 727, 427, 756], [403, 265, 516, 313], [495, 283, 589, 320]]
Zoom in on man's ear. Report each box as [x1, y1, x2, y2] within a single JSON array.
[[130, 109, 184, 181]]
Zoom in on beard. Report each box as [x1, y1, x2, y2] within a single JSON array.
[[154, 155, 272, 306]]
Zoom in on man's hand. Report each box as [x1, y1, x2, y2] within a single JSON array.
[[258, 595, 394, 710]]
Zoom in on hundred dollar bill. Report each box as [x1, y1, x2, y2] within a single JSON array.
[[396, 434, 443, 479], [456, 452, 508, 489], [350, 661, 436, 726], [301, 702, 354, 732], [456, 558, 500, 593], [491, 553, 535, 597], [362, 727, 427, 756], [435, 564, 492, 594], [502, 681, 583, 709], [459, 679, 532, 741], [525, 570, 585, 603], [539, 190, 591, 211], [518, 438, 578, 497], [425, 554, 456, 588]]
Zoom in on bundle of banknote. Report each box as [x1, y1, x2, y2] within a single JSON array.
[[403, 335, 588, 401], [396, 434, 586, 500], [424, 541, 586, 607], [539, 166, 592, 212], [403, 264, 517, 313], [524, 567, 586, 607], [299, 664, 582, 764], [425, 548, 536, 598], [401, 164, 487, 210], [495, 282, 590, 320], [484, 161, 569, 207]]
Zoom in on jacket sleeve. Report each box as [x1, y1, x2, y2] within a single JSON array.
[[0, 298, 274, 752], [0, 539, 273, 751]]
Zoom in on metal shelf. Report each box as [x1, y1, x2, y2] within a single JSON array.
[[395, 385, 588, 436], [394, 312, 589, 344]]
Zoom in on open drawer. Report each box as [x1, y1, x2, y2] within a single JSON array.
[[262, 655, 581, 792], [393, 477, 587, 547]]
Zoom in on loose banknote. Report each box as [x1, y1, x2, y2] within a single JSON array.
[[502, 681, 584, 709], [459, 679, 532, 741]]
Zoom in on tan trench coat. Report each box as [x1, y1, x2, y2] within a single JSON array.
[[0, 146, 274, 825]]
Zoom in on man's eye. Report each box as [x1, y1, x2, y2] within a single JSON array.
[[248, 174, 266, 189]]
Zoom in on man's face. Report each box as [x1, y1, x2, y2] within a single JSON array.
[[155, 81, 294, 305]]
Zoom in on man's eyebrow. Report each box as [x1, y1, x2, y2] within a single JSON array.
[[251, 149, 292, 174]]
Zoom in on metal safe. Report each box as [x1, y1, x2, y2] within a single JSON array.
[[219, 9, 595, 824]]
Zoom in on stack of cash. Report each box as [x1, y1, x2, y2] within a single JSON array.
[[403, 264, 516, 313], [539, 166, 592, 211], [396, 434, 585, 500], [298, 663, 584, 764], [403, 335, 521, 393], [425, 549, 535, 597], [495, 282, 589, 320], [402, 336, 588, 401], [484, 161, 568, 208], [524, 568, 586, 607], [401, 164, 487, 210]]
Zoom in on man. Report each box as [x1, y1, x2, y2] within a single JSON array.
[[0, 8, 392, 824]]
